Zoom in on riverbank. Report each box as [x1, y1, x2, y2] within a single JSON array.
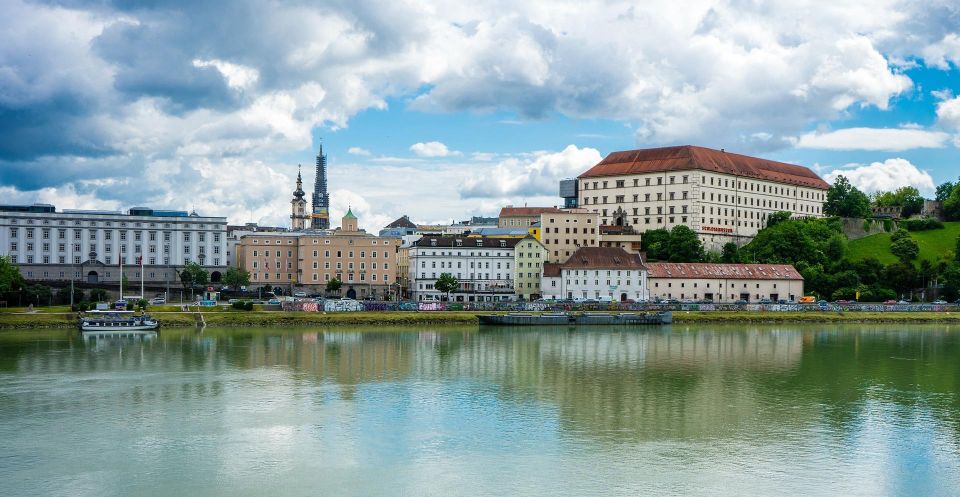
[[2, 309, 960, 329]]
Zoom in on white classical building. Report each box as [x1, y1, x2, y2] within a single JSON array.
[[409, 236, 520, 302], [541, 247, 649, 302], [577, 145, 829, 250], [0, 204, 227, 285]]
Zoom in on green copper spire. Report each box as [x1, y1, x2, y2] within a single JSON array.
[[344, 206, 357, 219]]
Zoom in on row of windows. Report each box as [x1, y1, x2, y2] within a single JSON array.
[[653, 282, 779, 289], [5, 218, 219, 229], [253, 260, 390, 271], [7, 227, 220, 242], [581, 174, 824, 200], [251, 249, 391, 258], [9, 242, 216, 254], [419, 272, 510, 280], [250, 238, 392, 246], [421, 260, 509, 269], [7, 254, 217, 266], [251, 272, 393, 282]]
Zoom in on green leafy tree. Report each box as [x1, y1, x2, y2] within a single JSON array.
[[944, 183, 960, 221], [137, 298, 148, 311], [222, 267, 250, 289], [895, 186, 924, 218], [943, 264, 960, 301], [956, 235, 960, 263], [884, 262, 918, 296], [89, 288, 109, 302], [889, 229, 911, 244], [640, 228, 670, 261], [55, 287, 85, 305], [434, 273, 459, 301], [890, 237, 919, 262], [720, 242, 739, 263], [325, 278, 342, 295], [766, 211, 792, 228], [936, 180, 956, 203], [824, 175, 871, 218], [22, 284, 53, 306], [666, 225, 705, 262], [0, 256, 24, 295], [179, 262, 208, 296]]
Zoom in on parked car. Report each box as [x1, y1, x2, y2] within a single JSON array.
[[897, 299, 909, 304], [834, 300, 851, 305], [758, 298, 772, 304], [149, 297, 166, 305], [293, 291, 307, 298], [734, 299, 748, 305], [266, 299, 280, 305], [883, 299, 897, 305], [932, 299, 948, 304]]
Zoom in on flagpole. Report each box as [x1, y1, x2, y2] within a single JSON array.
[[119, 255, 123, 301], [140, 254, 145, 300]]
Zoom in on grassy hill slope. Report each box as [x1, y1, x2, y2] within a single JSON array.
[[846, 222, 960, 265]]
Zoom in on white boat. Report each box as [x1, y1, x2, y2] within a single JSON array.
[[79, 310, 160, 333]]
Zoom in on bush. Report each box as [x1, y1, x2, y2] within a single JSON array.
[[77, 302, 89, 312], [231, 300, 255, 311], [902, 218, 944, 231], [244, 301, 254, 311]]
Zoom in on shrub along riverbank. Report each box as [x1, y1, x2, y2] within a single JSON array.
[[3, 309, 960, 329]]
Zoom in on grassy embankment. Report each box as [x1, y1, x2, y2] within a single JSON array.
[[3, 308, 960, 329], [846, 221, 960, 265]]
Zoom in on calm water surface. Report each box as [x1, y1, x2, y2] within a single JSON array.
[[1, 324, 959, 497]]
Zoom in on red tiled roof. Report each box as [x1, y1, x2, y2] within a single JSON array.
[[543, 263, 562, 277], [646, 263, 803, 280], [558, 247, 646, 270], [384, 215, 417, 229], [499, 206, 563, 218], [579, 145, 829, 190]]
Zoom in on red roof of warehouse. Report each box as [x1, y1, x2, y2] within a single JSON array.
[[646, 263, 803, 280]]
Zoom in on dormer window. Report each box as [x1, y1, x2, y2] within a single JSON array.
[[456, 239, 462, 247], [499, 240, 506, 247], [476, 240, 483, 247], [430, 239, 437, 247]]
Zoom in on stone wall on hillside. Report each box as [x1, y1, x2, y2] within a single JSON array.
[[841, 217, 894, 241]]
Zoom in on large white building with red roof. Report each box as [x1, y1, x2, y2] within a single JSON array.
[[541, 247, 649, 302], [576, 145, 829, 249]]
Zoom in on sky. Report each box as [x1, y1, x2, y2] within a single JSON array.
[[2, 0, 960, 231]]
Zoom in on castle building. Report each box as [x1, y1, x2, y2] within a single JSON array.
[[577, 145, 829, 250], [291, 167, 310, 230], [310, 144, 330, 229]]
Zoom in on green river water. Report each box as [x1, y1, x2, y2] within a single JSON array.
[[1, 324, 959, 497]]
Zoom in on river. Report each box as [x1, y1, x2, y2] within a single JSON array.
[[1, 324, 958, 497]]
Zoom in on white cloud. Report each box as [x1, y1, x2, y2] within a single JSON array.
[[795, 127, 951, 151], [921, 33, 960, 69], [459, 144, 602, 199], [191, 58, 259, 90], [347, 146, 371, 156], [824, 158, 936, 194], [936, 96, 960, 128], [409, 141, 460, 157]]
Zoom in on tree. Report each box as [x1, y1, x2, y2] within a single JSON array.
[[22, 284, 52, 306], [956, 235, 960, 263], [56, 287, 85, 305], [890, 237, 919, 262], [666, 225, 705, 262], [884, 262, 918, 296], [944, 183, 960, 221], [0, 256, 25, 296], [641, 228, 671, 261], [889, 229, 911, 244], [325, 278, 342, 295], [222, 267, 250, 289], [894, 186, 924, 218], [720, 242, 739, 263], [137, 298, 148, 311], [824, 175, 871, 218], [943, 263, 960, 301], [434, 273, 459, 301], [766, 211, 792, 228], [179, 262, 208, 295], [936, 181, 956, 203], [89, 288, 109, 302]]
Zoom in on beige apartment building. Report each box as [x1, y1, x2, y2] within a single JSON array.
[[499, 206, 562, 228], [539, 208, 599, 263], [578, 145, 829, 250], [514, 235, 546, 300], [238, 210, 400, 299], [646, 263, 803, 303]]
